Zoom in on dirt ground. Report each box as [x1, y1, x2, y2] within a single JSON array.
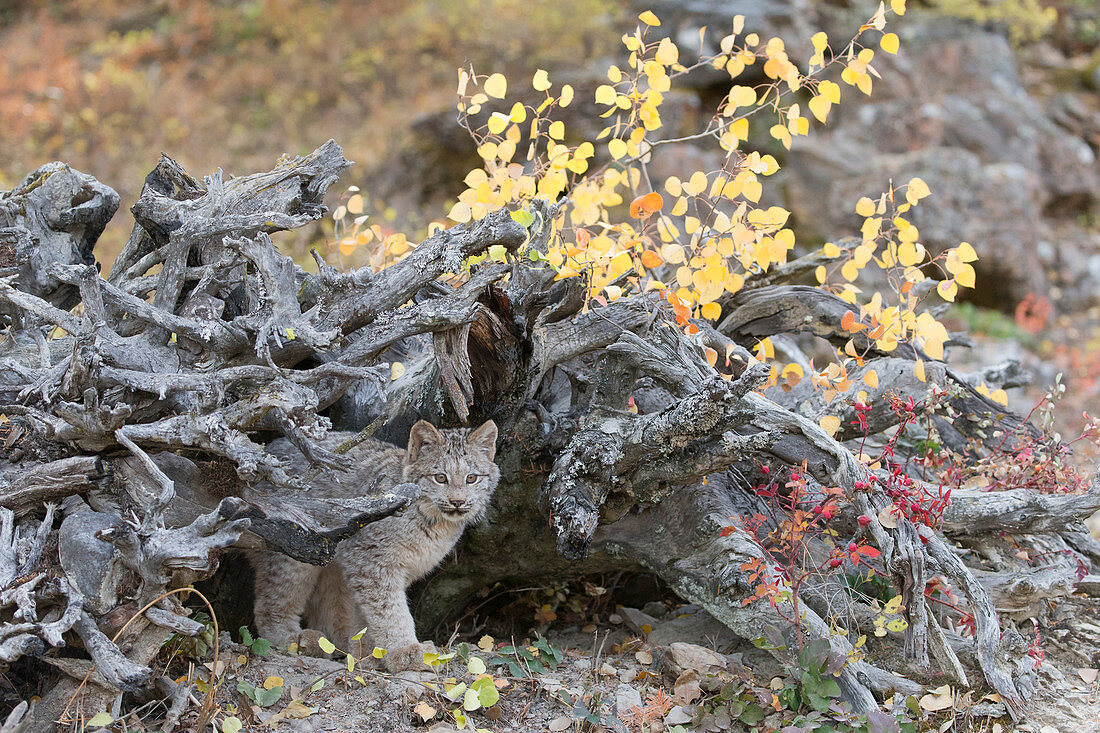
[[166, 593, 1100, 733]]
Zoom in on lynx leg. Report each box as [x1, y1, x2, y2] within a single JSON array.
[[344, 572, 429, 672], [249, 553, 321, 647]]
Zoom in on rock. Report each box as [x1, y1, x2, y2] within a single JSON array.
[[647, 606, 740, 651], [780, 16, 1100, 308], [642, 601, 669, 618], [665, 642, 727, 675], [615, 683, 643, 713], [665, 705, 695, 725], [617, 606, 662, 637]]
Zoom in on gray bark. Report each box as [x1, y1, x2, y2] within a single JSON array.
[[0, 142, 1077, 727]]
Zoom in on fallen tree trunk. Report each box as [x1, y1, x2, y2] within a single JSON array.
[[1, 144, 1091, 728]]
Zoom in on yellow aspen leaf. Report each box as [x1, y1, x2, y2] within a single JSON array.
[[880, 32, 899, 54], [566, 158, 588, 174], [346, 194, 364, 215], [936, 279, 957, 302], [728, 85, 757, 108], [956, 241, 978, 262], [263, 676, 284, 690], [819, 415, 842, 437], [747, 206, 790, 229], [704, 347, 718, 367], [508, 101, 527, 123], [575, 141, 595, 158], [841, 261, 860, 281], [664, 176, 683, 196], [487, 113, 509, 135], [955, 262, 976, 288], [864, 369, 879, 388], [905, 176, 931, 204], [891, 0, 906, 15], [595, 85, 616, 105], [857, 73, 873, 96], [815, 265, 826, 283], [701, 302, 721, 320], [448, 201, 472, 223], [819, 80, 841, 104], [548, 120, 565, 140], [662, 243, 686, 264], [532, 69, 551, 92], [808, 95, 831, 123], [897, 241, 924, 266], [812, 31, 828, 52], [769, 124, 792, 149], [484, 73, 507, 99], [608, 138, 627, 159], [684, 170, 708, 196], [656, 37, 679, 65], [671, 195, 689, 215], [638, 10, 660, 26], [559, 84, 574, 107], [990, 389, 1008, 406], [554, 266, 580, 280], [743, 178, 762, 202]]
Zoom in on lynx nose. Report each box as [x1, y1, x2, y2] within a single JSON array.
[[448, 498, 467, 510]]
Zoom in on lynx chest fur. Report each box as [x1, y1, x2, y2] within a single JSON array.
[[249, 420, 499, 671]]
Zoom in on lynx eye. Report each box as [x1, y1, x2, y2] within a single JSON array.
[[432, 473, 447, 484], [465, 473, 478, 484]]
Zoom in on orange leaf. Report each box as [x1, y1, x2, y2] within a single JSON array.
[[841, 310, 855, 331], [629, 192, 664, 219], [640, 250, 663, 268]]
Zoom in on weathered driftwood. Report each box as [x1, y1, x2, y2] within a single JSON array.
[[0, 142, 1086, 728]]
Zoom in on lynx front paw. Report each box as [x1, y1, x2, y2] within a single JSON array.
[[384, 641, 437, 672]]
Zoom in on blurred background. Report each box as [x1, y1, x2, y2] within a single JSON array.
[[2, 0, 1098, 455]]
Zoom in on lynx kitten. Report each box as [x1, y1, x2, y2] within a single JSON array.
[[249, 420, 499, 671]]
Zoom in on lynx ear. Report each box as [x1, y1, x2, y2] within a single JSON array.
[[407, 420, 444, 462], [467, 420, 498, 462]]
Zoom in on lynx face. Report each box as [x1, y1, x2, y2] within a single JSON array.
[[402, 420, 499, 524]]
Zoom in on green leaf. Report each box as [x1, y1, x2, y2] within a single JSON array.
[[739, 704, 766, 725], [87, 712, 114, 727], [317, 636, 336, 654], [487, 244, 508, 262], [308, 677, 325, 693], [251, 637, 271, 656], [819, 678, 841, 698], [255, 685, 283, 708], [472, 676, 500, 708], [236, 680, 257, 702], [222, 717, 244, 733], [468, 656, 487, 675], [510, 209, 535, 228], [463, 687, 482, 711], [445, 682, 467, 702], [239, 626, 253, 646]]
